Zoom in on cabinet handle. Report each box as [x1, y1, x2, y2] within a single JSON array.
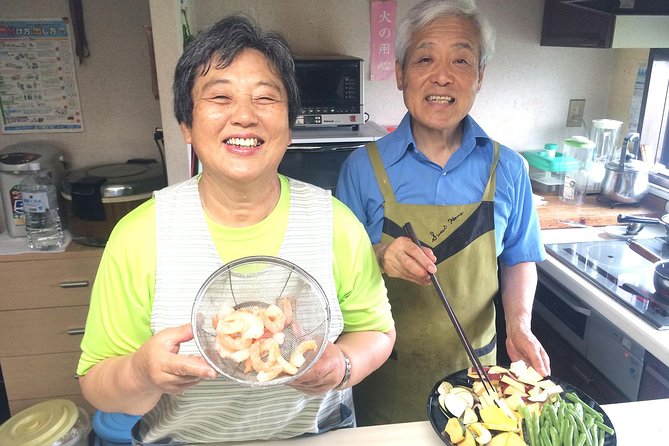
[[571, 364, 593, 385], [68, 328, 85, 335], [60, 280, 90, 288]]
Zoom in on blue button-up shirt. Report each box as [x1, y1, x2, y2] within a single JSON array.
[[336, 113, 545, 266]]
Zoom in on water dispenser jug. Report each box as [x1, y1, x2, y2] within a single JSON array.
[[588, 119, 622, 193]]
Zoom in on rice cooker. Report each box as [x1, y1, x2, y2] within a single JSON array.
[[0, 142, 66, 237], [61, 159, 166, 246]]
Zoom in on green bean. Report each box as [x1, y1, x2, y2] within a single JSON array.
[[593, 419, 615, 435], [567, 410, 593, 446], [589, 424, 599, 445], [584, 415, 595, 430], [563, 423, 574, 446], [565, 393, 604, 422], [520, 406, 539, 446], [575, 432, 587, 446], [540, 428, 552, 446], [550, 426, 560, 445], [546, 404, 560, 428]]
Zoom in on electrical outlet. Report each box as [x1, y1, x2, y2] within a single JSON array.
[[566, 99, 586, 127]]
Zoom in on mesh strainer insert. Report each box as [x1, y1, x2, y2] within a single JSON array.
[[192, 256, 331, 387]]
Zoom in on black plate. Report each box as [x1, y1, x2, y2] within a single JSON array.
[[427, 369, 617, 445]]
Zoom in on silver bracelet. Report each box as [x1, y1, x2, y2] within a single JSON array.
[[334, 350, 351, 390]]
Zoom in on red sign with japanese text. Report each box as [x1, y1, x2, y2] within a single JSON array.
[[370, 0, 396, 81]]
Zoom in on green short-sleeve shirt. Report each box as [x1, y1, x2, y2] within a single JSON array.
[[77, 176, 393, 375]]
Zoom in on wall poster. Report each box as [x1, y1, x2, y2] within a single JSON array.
[[370, 0, 397, 81], [0, 18, 84, 134], [628, 63, 647, 134]]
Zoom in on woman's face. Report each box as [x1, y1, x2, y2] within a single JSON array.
[[396, 16, 484, 140], [181, 49, 291, 185]]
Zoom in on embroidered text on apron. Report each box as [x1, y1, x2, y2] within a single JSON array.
[[353, 141, 500, 426]]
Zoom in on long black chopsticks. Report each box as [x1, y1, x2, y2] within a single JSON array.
[[403, 222, 495, 395]]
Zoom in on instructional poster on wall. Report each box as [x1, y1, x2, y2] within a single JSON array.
[[0, 18, 84, 134]]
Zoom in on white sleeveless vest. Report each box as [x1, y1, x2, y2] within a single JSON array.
[[138, 177, 348, 443]]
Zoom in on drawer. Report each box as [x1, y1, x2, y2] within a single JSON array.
[[2, 351, 82, 401], [0, 256, 100, 311], [9, 394, 95, 418], [0, 306, 88, 357]]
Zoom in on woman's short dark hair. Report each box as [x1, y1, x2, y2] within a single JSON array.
[[173, 15, 300, 128]]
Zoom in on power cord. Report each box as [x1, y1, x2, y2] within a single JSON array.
[[153, 127, 168, 182]]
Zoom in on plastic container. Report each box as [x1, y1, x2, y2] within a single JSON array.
[[544, 143, 558, 159], [20, 163, 64, 250], [559, 136, 596, 205], [0, 399, 91, 446], [0, 142, 65, 238], [590, 119, 622, 163], [523, 146, 580, 193], [92, 411, 140, 446]]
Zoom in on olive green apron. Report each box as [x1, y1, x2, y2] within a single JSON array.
[[353, 141, 501, 426]]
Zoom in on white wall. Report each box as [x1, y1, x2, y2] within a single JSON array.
[[185, 0, 615, 153], [2, 1, 627, 185], [0, 0, 162, 171]]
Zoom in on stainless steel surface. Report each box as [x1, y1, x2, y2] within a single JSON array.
[[545, 238, 669, 330], [191, 256, 331, 387], [625, 223, 645, 235], [618, 213, 669, 237], [599, 132, 649, 205]]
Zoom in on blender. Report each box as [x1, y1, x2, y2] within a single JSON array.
[[588, 119, 622, 193]]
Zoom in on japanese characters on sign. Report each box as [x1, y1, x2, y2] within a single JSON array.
[[0, 19, 84, 133], [370, 0, 397, 81]]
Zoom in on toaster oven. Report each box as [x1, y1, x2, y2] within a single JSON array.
[[293, 56, 364, 128]]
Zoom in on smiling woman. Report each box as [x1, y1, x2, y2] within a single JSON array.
[[75, 14, 395, 445]]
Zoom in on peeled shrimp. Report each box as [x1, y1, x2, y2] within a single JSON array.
[[257, 365, 283, 382], [217, 311, 265, 339], [250, 338, 281, 373], [262, 304, 286, 334], [277, 297, 293, 327], [250, 338, 298, 376], [290, 339, 318, 368], [213, 310, 264, 353]]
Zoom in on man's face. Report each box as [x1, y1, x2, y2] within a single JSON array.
[[396, 16, 485, 137], [181, 49, 291, 185]]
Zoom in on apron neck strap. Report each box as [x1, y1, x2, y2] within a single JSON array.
[[366, 142, 397, 203], [482, 141, 501, 202]]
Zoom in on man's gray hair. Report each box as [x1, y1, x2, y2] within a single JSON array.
[[395, 0, 496, 71]]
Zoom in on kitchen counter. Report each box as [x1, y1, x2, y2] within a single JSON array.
[[216, 398, 668, 445], [539, 225, 669, 367], [535, 192, 660, 229]]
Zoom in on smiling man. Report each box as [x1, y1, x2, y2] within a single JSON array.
[[336, 0, 549, 425]]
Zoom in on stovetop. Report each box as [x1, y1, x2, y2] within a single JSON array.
[[545, 236, 669, 330]]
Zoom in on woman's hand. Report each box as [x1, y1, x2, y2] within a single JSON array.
[[375, 237, 437, 285], [288, 342, 346, 395], [130, 323, 218, 395]]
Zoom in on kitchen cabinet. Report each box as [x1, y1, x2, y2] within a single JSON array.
[[639, 351, 669, 400], [0, 244, 102, 415], [532, 310, 629, 405], [541, 0, 616, 47], [564, 0, 669, 15]]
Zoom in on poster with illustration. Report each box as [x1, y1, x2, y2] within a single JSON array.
[[0, 19, 84, 133]]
